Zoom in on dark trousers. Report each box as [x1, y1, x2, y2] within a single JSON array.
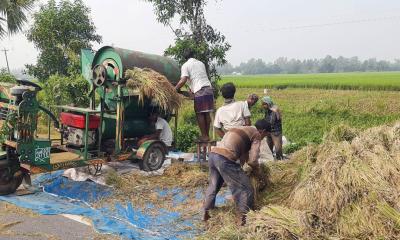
[[203, 153, 254, 214], [266, 132, 283, 160]]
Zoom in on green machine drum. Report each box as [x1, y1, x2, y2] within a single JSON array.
[[81, 46, 180, 140]]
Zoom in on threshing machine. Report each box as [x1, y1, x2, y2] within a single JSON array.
[[0, 46, 180, 195]]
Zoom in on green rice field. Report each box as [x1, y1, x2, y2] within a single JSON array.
[[177, 87, 400, 152], [220, 72, 400, 90], [177, 72, 400, 152]]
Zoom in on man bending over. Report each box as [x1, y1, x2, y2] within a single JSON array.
[[203, 119, 271, 226]]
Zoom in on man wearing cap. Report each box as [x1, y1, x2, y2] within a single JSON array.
[[203, 119, 271, 226], [261, 96, 283, 160], [214, 83, 253, 137]]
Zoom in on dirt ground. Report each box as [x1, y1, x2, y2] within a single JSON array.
[[0, 202, 119, 240]]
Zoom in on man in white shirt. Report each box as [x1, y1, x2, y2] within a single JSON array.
[[175, 49, 214, 141], [139, 111, 173, 147], [214, 83, 251, 138]]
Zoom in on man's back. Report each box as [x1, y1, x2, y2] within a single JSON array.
[[212, 126, 261, 165], [155, 117, 173, 147], [214, 101, 251, 131], [181, 58, 210, 93]]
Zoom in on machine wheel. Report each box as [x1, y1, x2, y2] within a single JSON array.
[[139, 143, 166, 172], [0, 169, 23, 195]]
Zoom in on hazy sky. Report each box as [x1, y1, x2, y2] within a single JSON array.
[[1, 0, 400, 70]]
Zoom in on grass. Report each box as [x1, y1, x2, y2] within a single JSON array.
[[237, 88, 400, 147], [221, 72, 400, 91], [177, 87, 400, 150]]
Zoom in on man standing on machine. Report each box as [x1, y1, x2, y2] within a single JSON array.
[[175, 49, 214, 141]]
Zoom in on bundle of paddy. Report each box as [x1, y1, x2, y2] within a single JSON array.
[[204, 122, 400, 240], [323, 123, 359, 142], [246, 163, 272, 205], [125, 67, 184, 112]]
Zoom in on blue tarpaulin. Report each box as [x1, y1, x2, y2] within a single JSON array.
[[0, 170, 229, 239]]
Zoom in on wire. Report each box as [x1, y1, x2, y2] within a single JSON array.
[[270, 15, 400, 31]]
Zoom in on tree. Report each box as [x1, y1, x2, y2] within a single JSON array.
[[0, 68, 16, 83], [238, 58, 268, 75], [217, 63, 234, 75], [26, 0, 101, 81], [319, 55, 336, 73], [145, 0, 231, 84], [0, 0, 34, 38], [38, 74, 89, 114]]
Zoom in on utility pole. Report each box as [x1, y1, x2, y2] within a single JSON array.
[[2, 48, 10, 73]]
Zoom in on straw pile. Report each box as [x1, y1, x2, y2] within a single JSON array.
[[125, 67, 183, 112], [205, 122, 400, 239], [101, 163, 209, 213]]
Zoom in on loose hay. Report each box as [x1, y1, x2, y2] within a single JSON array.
[[97, 163, 209, 215], [205, 122, 400, 240], [323, 123, 359, 142], [125, 67, 183, 112]]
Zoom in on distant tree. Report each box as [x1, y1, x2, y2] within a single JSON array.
[[377, 60, 390, 72], [348, 57, 361, 72], [286, 59, 302, 74], [26, 0, 101, 81], [267, 63, 282, 74], [217, 63, 234, 75], [0, 68, 16, 83], [0, 0, 35, 38], [303, 59, 318, 73], [319, 55, 336, 73], [362, 58, 377, 72], [274, 57, 288, 73], [392, 59, 400, 71], [145, 0, 231, 84], [230, 56, 400, 75]]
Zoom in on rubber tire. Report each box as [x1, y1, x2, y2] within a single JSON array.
[[0, 172, 23, 196], [139, 143, 166, 172]]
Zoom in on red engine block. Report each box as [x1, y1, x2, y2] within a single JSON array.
[[60, 112, 100, 129]]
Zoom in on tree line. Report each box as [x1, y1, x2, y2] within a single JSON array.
[[218, 56, 400, 75]]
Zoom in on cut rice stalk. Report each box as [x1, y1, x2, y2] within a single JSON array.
[[125, 67, 184, 113]]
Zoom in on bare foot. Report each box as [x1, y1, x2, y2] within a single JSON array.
[[202, 210, 211, 221]]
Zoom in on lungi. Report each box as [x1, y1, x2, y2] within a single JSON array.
[[194, 86, 214, 113]]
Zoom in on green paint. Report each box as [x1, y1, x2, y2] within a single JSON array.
[[17, 139, 51, 165], [80, 49, 95, 82]]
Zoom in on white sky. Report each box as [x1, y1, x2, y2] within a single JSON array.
[[1, 0, 400, 70]]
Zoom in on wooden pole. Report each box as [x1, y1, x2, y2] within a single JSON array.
[[2, 49, 10, 73]]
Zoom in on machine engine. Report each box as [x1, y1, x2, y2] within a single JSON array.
[[60, 112, 100, 147]]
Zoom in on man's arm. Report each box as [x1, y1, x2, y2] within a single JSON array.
[[244, 117, 251, 126], [247, 138, 261, 169], [270, 105, 282, 120], [213, 110, 225, 137], [141, 130, 161, 140], [138, 130, 162, 146], [175, 76, 189, 91], [214, 127, 225, 138], [243, 101, 252, 126]]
